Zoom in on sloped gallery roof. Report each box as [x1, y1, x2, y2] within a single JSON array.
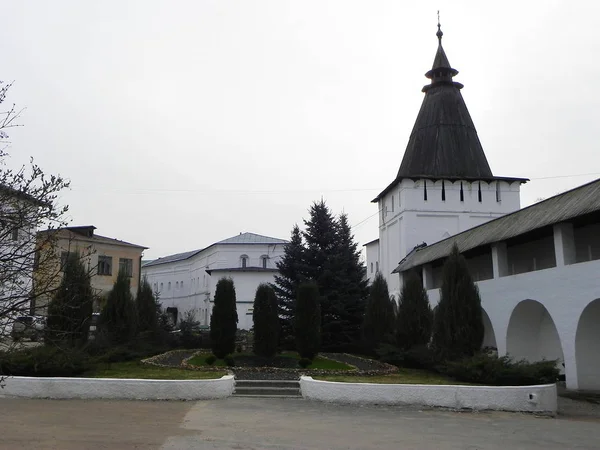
[[373, 26, 527, 202], [143, 232, 287, 267], [394, 178, 600, 273]]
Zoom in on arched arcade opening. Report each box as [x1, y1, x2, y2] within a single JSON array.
[[481, 308, 497, 350], [576, 299, 600, 390], [506, 300, 564, 372]]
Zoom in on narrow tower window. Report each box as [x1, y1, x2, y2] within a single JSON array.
[[478, 182, 482, 202], [496, 182, 502, 202], [460, 182, 464, 202], [441, 180, 446, 201], [424, 180, 428, 201]]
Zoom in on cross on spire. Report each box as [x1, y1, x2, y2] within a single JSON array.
[[436, 11, 443, 42]]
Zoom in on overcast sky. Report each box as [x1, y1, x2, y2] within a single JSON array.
[[2, 1, 599, 259]]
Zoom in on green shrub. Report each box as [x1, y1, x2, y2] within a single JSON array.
[[431, 244, 484, 359], [396, 271, 433, 350], [0, 346, 91, 377], [295, 282, 321, 360], [224, 355, 235, 367], [46, 251, 94, 347], [443, 352, 560, 386], [99, 269, 138, 345], [205, 355, 217, 366], [362, 272, 395, 355], [210, 278, 238, 359], [179, 310, 202, 349], [252, 284, 279, 358], [298, 358, 312, 368], [377, 343, 440, 371]]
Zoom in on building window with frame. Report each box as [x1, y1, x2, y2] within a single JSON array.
[[240, 255, 248, 268], [97, 255, 112, 276], [370, 262, 373, 274], [60, 251, 70, 272], [119, 258, 133, 277], [11, 228, 19, 241], [261, 255, 268, 269], [376, 261, 379, 272]]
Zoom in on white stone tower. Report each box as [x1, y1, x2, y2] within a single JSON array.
[[370, 23, 528, 297]]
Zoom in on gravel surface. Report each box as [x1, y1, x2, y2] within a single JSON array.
[[233, 370, 299, 380], [147, 350, 197, 367]]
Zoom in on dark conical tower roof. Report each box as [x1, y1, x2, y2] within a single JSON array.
[[396, 23, 493, 179], [372, 23, 528, 203]]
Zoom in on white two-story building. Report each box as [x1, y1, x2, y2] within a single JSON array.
[[141, 232, 287, 330]]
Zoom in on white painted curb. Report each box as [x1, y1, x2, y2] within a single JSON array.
[[300, 376, 557, 414], [0, 375, 235, 400]]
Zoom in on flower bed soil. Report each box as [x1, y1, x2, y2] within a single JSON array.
[[142, 350, 398, 380]]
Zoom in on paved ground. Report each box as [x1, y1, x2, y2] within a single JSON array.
[[1, 397, 599, 450]]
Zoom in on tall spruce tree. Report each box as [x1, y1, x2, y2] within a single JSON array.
[[210, 277, 238, 358], [362, 272, 395, 355], [302, 200, 341, 350], [332, 213, 368, 350], [46, 251, 94, 346], [136, 277, 158, 334], [295, 281, 321, 360], [99, 269, 138, 345], [252, 283, 279, 358], [396, 270, 433, 350], [271, 224, 305, 348], [431, 244, 484, 359]]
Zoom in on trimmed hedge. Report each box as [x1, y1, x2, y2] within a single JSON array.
[[0, 346, 91, 377], [443, 353, 560, 386]]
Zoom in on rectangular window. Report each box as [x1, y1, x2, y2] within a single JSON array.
[[11, 228, 18, 241], [370, 262, 373, 273], [119, 258, 133, 277], [391, 195, 395, 212], [376, 261, 379, 272], [496, 182, 502, 202], [60, 251, 70, 271], [97, 255, 112, 276]]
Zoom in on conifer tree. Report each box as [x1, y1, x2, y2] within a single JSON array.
[[431, 244, 484, 359], [252, 283, 279, 358], [396, 270, 433, 350], [332, 213, 368, 350], [302, 200, 340, 350], [210, 277, 238, 358], [362, 272, 395, 354], [271, 224, 305, 347], [99, 269, 137, 345], [295, 282, 321, 360], [136, 277, 158, 334], [301, 202, 369, 351], [46, 251, 94, 346]]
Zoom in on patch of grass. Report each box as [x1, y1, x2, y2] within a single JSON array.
[[309, 356, 353, 370], [315, 368, 471, 385], [84, 361, 227, 380], [187, 354, 227, 367]]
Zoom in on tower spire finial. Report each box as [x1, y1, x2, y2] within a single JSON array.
[[436, 11, 443, 43]]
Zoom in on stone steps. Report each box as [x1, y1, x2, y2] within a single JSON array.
[[233, 379, 301, 397]]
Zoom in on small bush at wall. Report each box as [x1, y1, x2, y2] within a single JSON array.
[[443, 352, 560, 386], [224, 355, 235, 367], [377, 343, 440, 371], [205, 355, 217, 366], [0, 346, 91, 377], [298, 358, 312, 368]]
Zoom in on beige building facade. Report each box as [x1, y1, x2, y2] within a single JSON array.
[[35, 225, 147, 313]]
